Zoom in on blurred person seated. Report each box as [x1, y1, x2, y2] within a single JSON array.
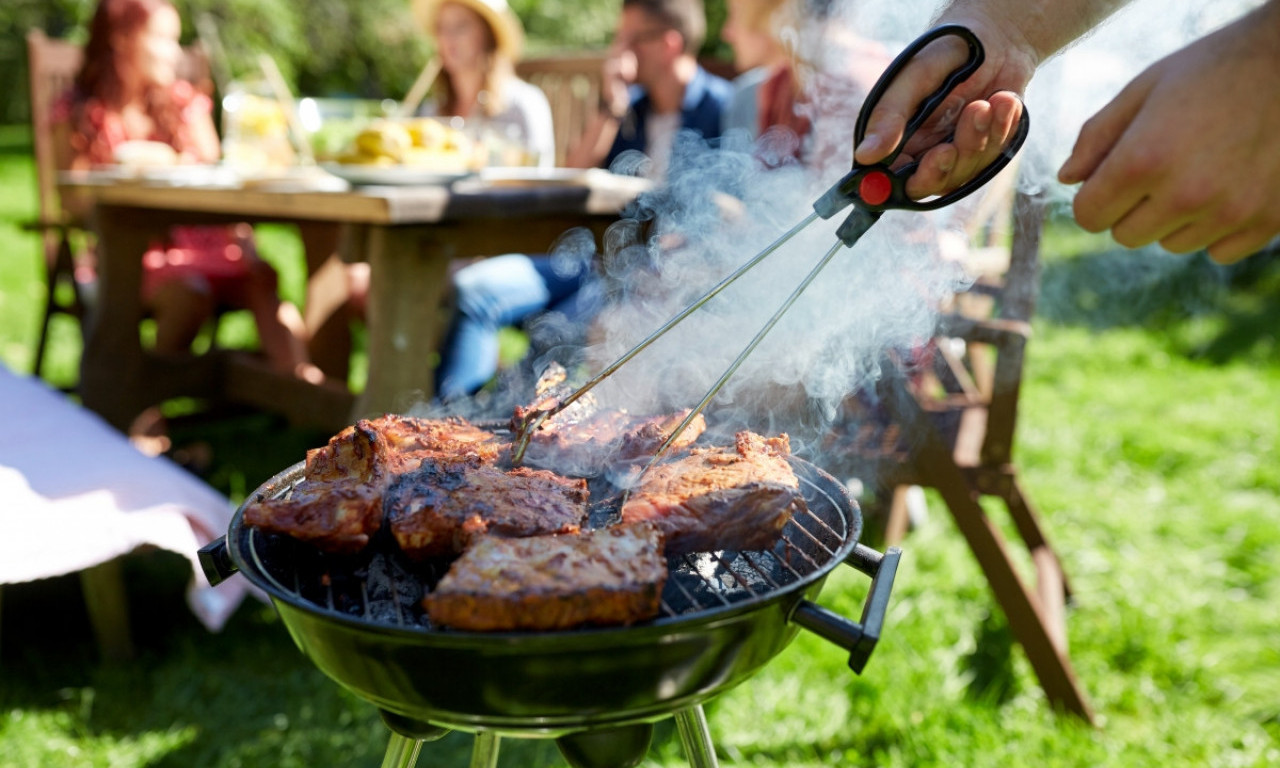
[[52, 0, 326, 407], [308, 0, 556, 385], [434, 0, 734, 401], [719, 0, 802, 143], [564, 0, 732, 177], [412, 0, 555, 166]]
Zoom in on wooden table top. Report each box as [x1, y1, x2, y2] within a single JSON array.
[[59, 167, 651, 225]]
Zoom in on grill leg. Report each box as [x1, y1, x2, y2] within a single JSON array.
[[674, 705, 719, 768], [380, 734, 422, 768], [470, 731, 501, 768]]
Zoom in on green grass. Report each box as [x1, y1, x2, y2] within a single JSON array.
[[1, 124, 1279, 767]]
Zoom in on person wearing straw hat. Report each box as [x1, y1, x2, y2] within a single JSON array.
[[433, 0, 733, 402], [410, 0, 555, 167]]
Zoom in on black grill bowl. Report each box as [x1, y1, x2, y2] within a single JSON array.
[[201, 458, 899, 735]]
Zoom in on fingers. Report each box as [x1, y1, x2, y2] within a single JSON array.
[[1099, 193, 1272, 264], [903, 93, 1023, 200], [1203, 228, 1275, 265], [854, 36, 971, 166]]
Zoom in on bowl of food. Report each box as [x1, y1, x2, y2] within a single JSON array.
[[321, 116, 485, 185]]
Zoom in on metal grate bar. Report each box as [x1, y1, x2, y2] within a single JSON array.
[[678, 553, 736, 607]]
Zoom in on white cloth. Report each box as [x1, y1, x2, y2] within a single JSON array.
[[0, 365, 257, 631]]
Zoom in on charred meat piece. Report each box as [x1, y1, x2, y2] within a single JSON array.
[[619, 431, 803, 555], [304, 414, 506, 485], [248, 415, 506, 554], [423, 524, 668, 631], [386, 456, 590, 560], [521, 408, 707, 476], [242, 479, 383, 555]]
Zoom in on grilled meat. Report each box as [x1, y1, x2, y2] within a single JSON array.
[[242, 478, 382, 555], [423, 523, 668, 631], [304, 414, 506, 485], [619, 431, 803, 554], [386, 456, 590, 560], [521, 408, 707, 476], [245, 415, 507, 554]]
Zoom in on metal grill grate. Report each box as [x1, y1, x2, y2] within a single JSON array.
[[238, 459, 857, 631]]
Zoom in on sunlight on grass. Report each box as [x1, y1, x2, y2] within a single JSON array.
[[1, 129, 1278, 767], [1, 707, 197, 768]]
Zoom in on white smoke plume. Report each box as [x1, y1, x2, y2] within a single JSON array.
[[450, 0, 1261, 464]]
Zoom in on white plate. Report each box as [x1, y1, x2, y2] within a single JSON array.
[[238, 167, 351, 192], [478, 166, 594, 186], [134, 165, 240, 188], [321, 163, 474, 186]]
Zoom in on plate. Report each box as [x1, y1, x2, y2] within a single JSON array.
[[133, 165, 240, 188], [239, 167, 351, 193], [321, 163, 474, 186], [478, 166, 594, 186]]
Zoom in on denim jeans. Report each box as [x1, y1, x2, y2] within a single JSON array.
[[434, 253, 596, 399]]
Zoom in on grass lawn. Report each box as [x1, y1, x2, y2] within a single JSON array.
[[1, 123, 1278, 767]]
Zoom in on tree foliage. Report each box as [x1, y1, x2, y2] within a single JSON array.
[[1, 0, 728, 125]]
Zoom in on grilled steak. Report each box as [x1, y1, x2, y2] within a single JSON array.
[[242, 478, 382, 555], [386, 456, 590, 560], [619, 431, 803, 554], [423, 523, 668, 631], [521, 408, 707, 476], [245, 415, 507, 554], [304, 414, 505, 484]]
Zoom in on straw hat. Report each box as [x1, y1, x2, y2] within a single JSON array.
[[412, 0, 526, 61]]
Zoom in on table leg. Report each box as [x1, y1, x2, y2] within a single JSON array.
[[355, 226, 452, 417], [80, 206, 156, 431]]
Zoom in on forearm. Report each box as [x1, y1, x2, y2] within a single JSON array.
[[936, 0, 1131, 64]]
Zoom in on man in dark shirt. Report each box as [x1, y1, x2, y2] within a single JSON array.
[[567, 0, 733, 177], [435, 0, 734, 401]]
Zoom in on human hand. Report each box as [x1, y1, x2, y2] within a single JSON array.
[[600, 50, 635, 119], [1058, 6, 1280, 263], [852, 15, 1036, 200]]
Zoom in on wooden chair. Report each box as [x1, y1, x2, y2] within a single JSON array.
[[23, 29, 216, 386], [24, 29, 91, 384], [828, 183, 1095, 723], [516, 53, 607, 167], [18, 32, 210, 660]]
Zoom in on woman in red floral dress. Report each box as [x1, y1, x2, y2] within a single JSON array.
[[52, 0, 322, 383]]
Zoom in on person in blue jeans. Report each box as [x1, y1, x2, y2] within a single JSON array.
[[434, 0, 733, 400]]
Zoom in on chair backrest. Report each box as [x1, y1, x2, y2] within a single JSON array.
[[26, 29, 82, 228], [516, 54, 607, 167], [25, 29, 213, 224], [929, 177, 1045, 468]]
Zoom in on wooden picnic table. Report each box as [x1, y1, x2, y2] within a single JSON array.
[[60, 168, 650, 432]]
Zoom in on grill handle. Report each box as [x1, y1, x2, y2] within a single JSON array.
[[198, 536, 239, 586], [791, 543, 901, 674]]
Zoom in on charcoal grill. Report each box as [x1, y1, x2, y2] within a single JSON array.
[[200, 453, 899, 768]]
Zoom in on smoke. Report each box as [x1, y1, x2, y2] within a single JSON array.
[[441, 0, 1262, 465]]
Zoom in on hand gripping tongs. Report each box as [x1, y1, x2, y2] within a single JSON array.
[[512, 24, 1030, 467]]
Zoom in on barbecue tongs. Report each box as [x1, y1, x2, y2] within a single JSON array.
[[513, 25, 1030, 467]]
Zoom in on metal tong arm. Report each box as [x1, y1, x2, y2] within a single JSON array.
[[512, 211, 821, 464], [636, 236, 845, 477]]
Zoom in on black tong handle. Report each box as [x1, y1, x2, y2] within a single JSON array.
[[815, 24, 1030, 235]]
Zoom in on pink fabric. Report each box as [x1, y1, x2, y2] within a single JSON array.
[[0, 364, 259, 631], [53, 79, 254, 301], [52, 79, 215, 166]]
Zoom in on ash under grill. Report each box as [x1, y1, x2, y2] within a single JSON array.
[[237, 459, 856, 631]]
